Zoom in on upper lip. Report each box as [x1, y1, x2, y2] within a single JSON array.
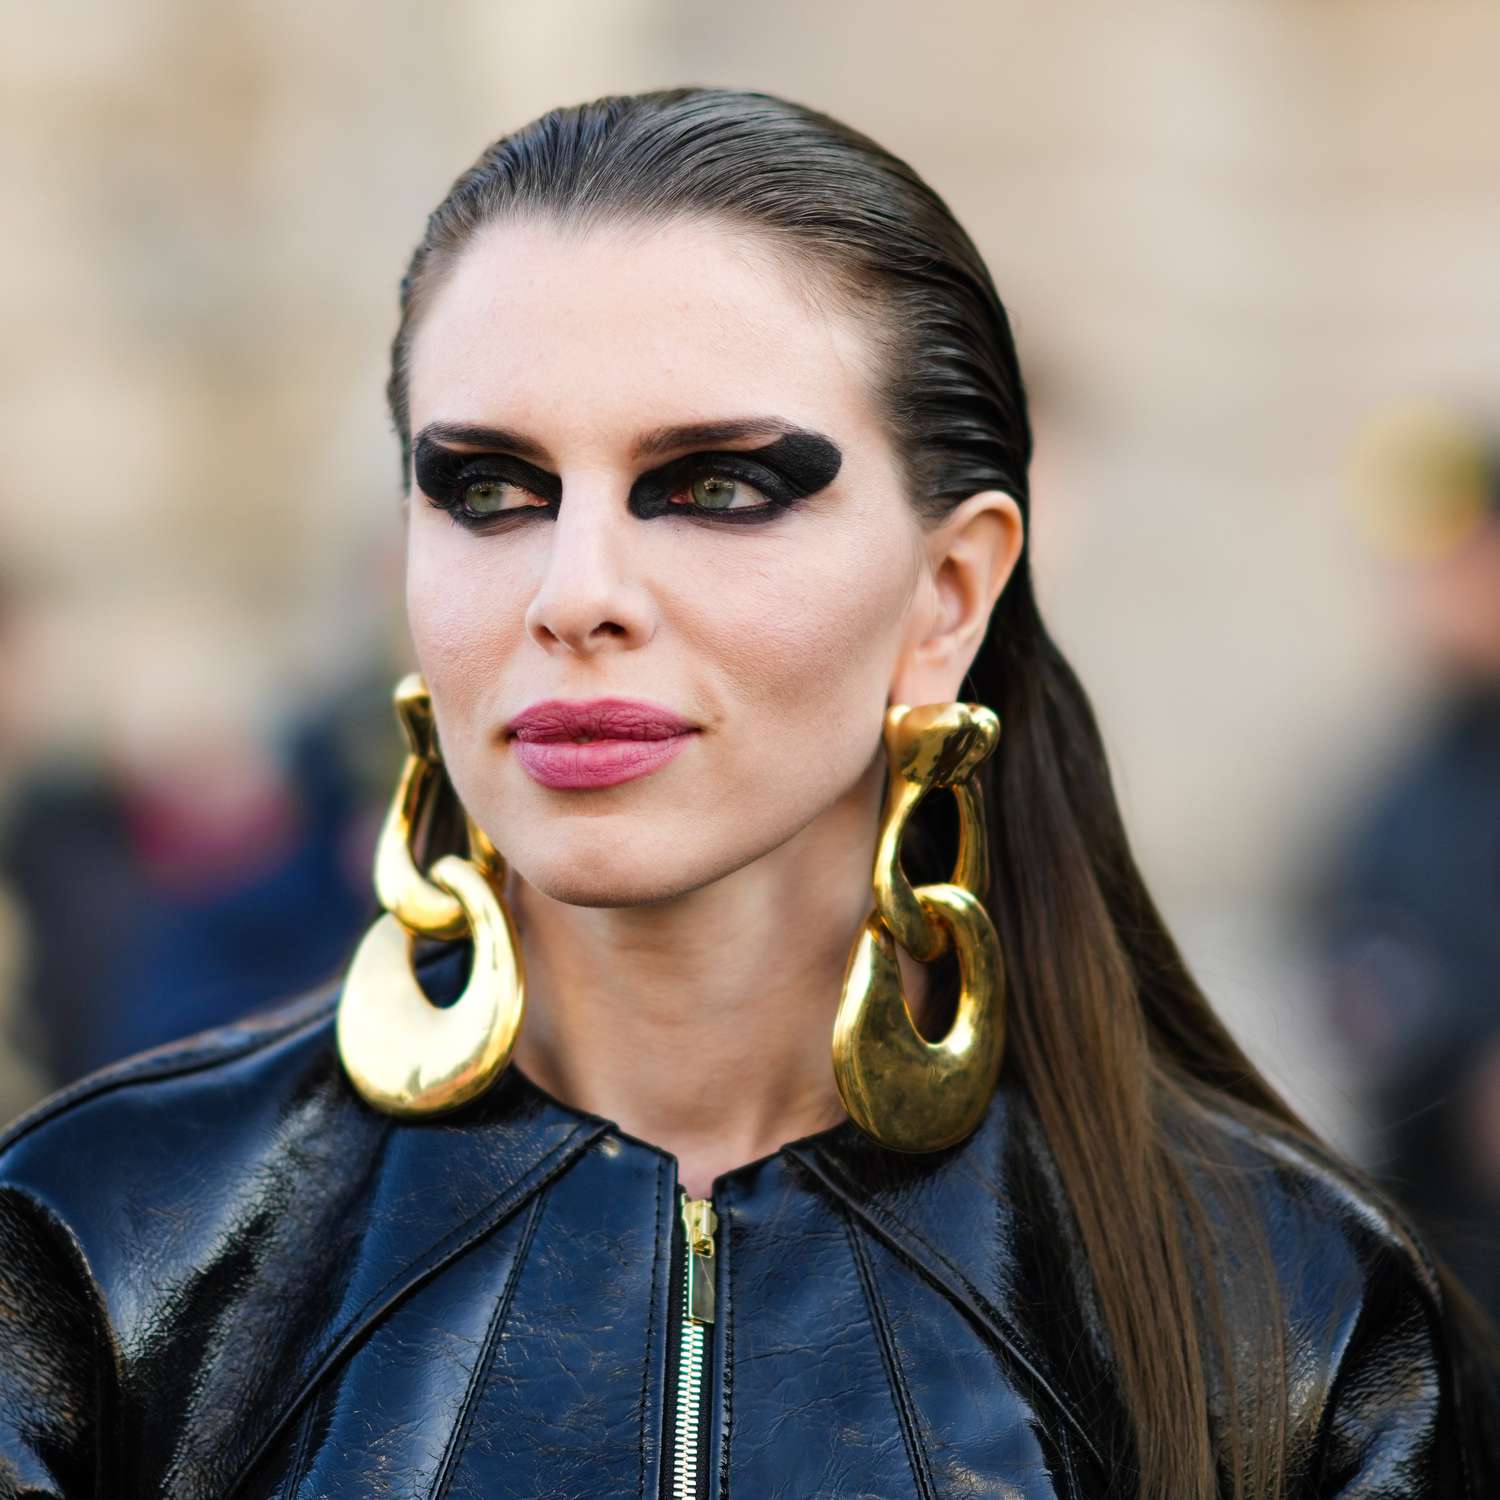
[[505, 697, 699, 743]]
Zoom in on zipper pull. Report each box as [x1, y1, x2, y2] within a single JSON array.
[[681, 1195, 718, 1324]]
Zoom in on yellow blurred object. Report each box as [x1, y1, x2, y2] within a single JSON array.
[[1349, 403, 1494, 563]]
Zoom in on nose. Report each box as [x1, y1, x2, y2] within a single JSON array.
[[523, 482, 656, 656]]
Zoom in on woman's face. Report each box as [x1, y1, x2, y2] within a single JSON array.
[[404, 215, 955, 907]]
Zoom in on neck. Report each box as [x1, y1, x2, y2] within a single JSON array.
[[506, 757, 921, 1197]]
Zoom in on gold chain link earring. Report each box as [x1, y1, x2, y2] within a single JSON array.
[[336, 673, 525, 1116], [832, 702, 1006, 1153]]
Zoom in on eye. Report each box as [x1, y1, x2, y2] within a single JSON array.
[[672, 472, 772, 515], [460, 477, 547, 517]]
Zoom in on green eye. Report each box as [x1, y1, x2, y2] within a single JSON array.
[[689, 475, 739, 510], [468, 480, 546, 516], [463, 480, 517, 514]]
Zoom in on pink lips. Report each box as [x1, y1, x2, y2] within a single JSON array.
[[506, 697, 699, 790]]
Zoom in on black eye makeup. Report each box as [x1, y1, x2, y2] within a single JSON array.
[[413, 442, 561, 528], [412, 426, 843, 533], [628, 433, 843, 524]]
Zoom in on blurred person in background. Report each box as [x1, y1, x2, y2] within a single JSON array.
[[1318, 408, 1500, 1319], [0, 89, 1496, 1500], [0, 619, 383, 1090]]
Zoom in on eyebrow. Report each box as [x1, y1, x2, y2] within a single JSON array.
[[412, 416, 827, 465]]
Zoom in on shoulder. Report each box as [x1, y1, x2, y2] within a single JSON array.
[[1201, 1104, 1441, 1297], [1184, 1100, 1496, 1493], [0, 935, 484, 1167], [0, 978, 354, 1248], [0, 972, 450, 1494]]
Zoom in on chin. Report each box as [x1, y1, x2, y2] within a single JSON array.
[[522, 867, 685, 909], [507, 833, 731, 910], [493, 791, 825, 911]]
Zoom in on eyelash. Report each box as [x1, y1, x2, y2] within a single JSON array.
[[423, 456, 793, 533]]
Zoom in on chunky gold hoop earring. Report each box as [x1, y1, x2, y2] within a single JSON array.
[[336, 673, 524, 1116], [832, 702, 1005, 1153]]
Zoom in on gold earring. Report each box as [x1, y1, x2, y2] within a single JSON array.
[[336, 672, 524, 1116], [832, 702, 1005, 1153]]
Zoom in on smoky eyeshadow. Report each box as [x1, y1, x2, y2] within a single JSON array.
[[413, 426, 843, 525], [413, 437, 562, 511], [628, 431, 843, 519]]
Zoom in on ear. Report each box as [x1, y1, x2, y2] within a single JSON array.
[[890, 491, 1024, 706]]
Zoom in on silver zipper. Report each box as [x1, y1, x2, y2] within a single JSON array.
[[673, 1193, 717, 1499]]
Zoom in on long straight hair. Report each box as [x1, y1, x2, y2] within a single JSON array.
[[384, 87, 1494, 1497]]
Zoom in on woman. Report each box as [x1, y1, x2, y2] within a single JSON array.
[[1, 87, 1494, 1500]]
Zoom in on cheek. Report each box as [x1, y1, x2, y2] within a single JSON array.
[[404, 521, 532, 724], [688, 520, 918, 730]]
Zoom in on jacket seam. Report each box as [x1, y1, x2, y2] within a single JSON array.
[[276, 1384, 322, 1500], [637, 1155, 666, 1500], [300, 1124, 600, 1362], [1058, 1423, 1080, 1499], [225, 1118, 607, 1496], [793, 1145, 1103, 1466], [841, 1209, 937, 1500], [430, 1189, 548, 1500]]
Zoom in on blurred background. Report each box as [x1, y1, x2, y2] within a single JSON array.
[[1, 2, 1497, 1307]]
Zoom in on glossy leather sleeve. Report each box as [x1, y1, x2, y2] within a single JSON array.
[[0, 1185, 114, 1499], [1313, 1233, 1474, 1498]]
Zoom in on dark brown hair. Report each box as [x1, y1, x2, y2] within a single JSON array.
[[386, 87, 1495, 1497]]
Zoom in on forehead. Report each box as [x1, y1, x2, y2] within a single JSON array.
[[406, 216, 883, 449]]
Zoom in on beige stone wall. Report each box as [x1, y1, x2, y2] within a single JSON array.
[[3, 1, 1497, 1138]]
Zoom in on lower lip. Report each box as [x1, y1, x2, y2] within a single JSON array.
[[511, 732, 696, 790]]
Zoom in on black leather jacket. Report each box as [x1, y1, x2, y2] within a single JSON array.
[[0, 945, 1488, 1499]]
